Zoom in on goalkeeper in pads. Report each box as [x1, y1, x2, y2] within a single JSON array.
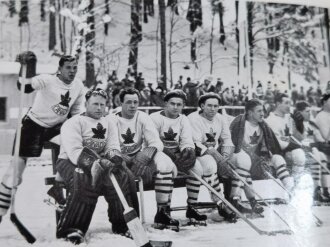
[[107, 88, 181, 231], [150, 90, 208, 226], [55, 89, 139, 244]]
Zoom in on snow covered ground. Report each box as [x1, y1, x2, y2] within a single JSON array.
[[0, 155, 330, 247]]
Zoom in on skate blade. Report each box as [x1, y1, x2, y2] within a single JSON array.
[[152, 223, 180, 232], [186, 218, 207, 226], [245, 213, 264, 219]]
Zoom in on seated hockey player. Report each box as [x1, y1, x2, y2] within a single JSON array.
[[150, 89, 207, 225], [315, 93, 330, 142], [292, 101, 330, 203], [230, 99, 293, 213], [265, 94, 308, 188], [0, 53, 85, 220], [55, 89, 139, 243], [107, 88, 181, 231], [188, 93, 237, 222]]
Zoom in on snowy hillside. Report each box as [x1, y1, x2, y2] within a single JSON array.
[[0, 0, 329, 91]]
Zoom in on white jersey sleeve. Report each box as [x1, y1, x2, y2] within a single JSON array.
[[217, 114, 234, 148], [265, 112, 291, 150], [179, 115, 195, 151], [31, 74, 52, 90], [140, 112, 164, 151], [315, 111, 330, 141], [188, 112, 208, 155], [59, 116, 84, 165], [104, 117, 121, 153]]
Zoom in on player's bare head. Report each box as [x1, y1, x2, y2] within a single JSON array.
[[58, 55, 78, 84], [274, 93, 290, 114], [321, 93, 330, 110], [164, 90, 186, 118], [245, 99, 264, 123], [199, 93, 221, 120], [295, 101, 310, 121], [84, 89, 107, 119], [119, 88, 140, 119], [119, 88, 140, 103]]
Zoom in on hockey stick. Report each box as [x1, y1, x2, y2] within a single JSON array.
[[190, 171, 290, 236], [222, 159, 294, 234], [110, 173, 172, 247], [263, 170, 323, 226], [10, 64, 36, 243], [290, 136, 330, 175]]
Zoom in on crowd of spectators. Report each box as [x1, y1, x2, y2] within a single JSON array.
[[95, 71, 330, 112]]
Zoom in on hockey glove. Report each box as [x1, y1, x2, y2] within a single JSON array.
[[206, 148, 233, 178], [163, 148, 177, 161], [131, 147, 157, 185], [175, 147, 196, 174], [220, 146, 235, 160], [91, 159, 115, 188], [16, 51, 37, 78]]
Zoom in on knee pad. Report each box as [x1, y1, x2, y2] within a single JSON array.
[[57, 168, 99, 238], [190, 159, 203, 177], [154, 152, 176, 174], [232, 151, 252, 171], [290, 148, 306, 167], [271, 155, 286, 168], [197, 155, 217, 176]]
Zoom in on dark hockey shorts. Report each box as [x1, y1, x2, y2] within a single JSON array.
[[12, 115, 62, 157]]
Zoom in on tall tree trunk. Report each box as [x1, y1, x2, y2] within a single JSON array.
[[40, 0, 46, 21], [169, 10, 175, 88], [235, 1, 239, 78], [159, 0, 166, 90], [218, 2, 225, 45], [62, 0, 66, 53], [210, 14, 215, 74], [143, 0, 148, 23], [325, 8, 330, 71], [247, 2, 254, 88], [128, 0, 141, 77], [49, 0, 56, 50], [85, 0, 95, 88], [104, 0, 110, 35], [57, 0, 64, 52]]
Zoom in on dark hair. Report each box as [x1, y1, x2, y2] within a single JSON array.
[[295, 101, 310, 112], [321, 94, 330, 106], [164, 89, 187, 102], [245, 99, 262, 114], [85, 88, 108, 101], [293, 101, 310, 134], [59, 55, 76, 67], [119, 88, 140, 103], [274, 93, 289, 104], [198, 92, 221, 107]]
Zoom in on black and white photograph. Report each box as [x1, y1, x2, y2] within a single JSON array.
[[0, 0, 330, 246]]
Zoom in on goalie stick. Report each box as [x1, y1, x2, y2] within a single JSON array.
[[110, 173, 172, 247], [10, 64, 36, 243], [190, 170, 292, 236]]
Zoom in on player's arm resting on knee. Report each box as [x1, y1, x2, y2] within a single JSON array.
[[141, 113, 164, 152], [218, 115, 235, 159], [16, 51, 37, 93]]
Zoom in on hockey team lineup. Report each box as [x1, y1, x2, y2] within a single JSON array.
[[1, 52, 330, 247]]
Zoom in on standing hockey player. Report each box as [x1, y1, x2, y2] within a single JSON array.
[[292, 101, 330, 203], [150, 89, 207, 225], [108, 88, 181, 231], [230, 99, 293, 213], [0, 53, 84, 221], [56, 89, 139, 243], [188, 93, 237, 222]]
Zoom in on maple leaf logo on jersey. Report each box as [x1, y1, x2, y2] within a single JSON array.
[[92, 123, 106, 139], [59, 91, 71, 107], [122, 128, 135, 144], [163, 127, 177, 141], [284, 124, 291, 136], [307, 127, 314, 136], [206, 128, 216, 142], [250, 131, 259, 145]]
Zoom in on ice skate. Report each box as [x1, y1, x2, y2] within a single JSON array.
[[153, 207, 180, 232], [185, 205, 207, 226]]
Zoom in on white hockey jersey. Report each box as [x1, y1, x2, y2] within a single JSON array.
[[188, 111, 234, 154], [58, 114, 120, 165], [26, 74, 85, 128], [315, 111, 330, 142], [108, 111, 163, 156], [150, 110, 194, 152]]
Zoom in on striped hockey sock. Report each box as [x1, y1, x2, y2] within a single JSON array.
[[186, 176, 201, 205], [0, 182, 12, 216], [310, 162, 321, 188], [155, 172, 174, 208], [275, 164, 295, 191], [203, 173, 222, 202]]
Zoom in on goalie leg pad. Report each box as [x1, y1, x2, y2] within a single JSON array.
[[56, 168, 99, 238]]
